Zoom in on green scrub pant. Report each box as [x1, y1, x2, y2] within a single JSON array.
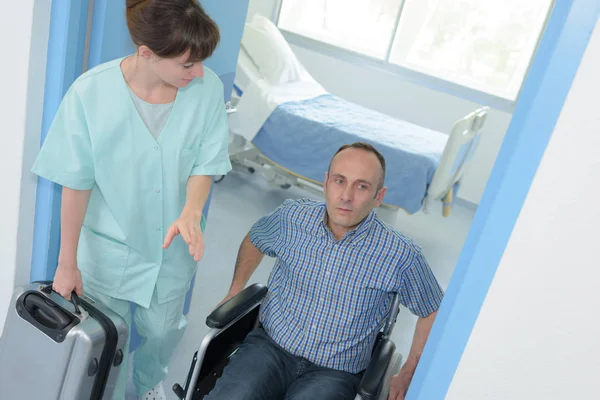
[[84, 284, 188, 399]]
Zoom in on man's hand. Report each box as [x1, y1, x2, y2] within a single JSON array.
[[215, 289, 240, 310], [388, 311, 438, 399], [163, 210, 204, 262], [388, 371, 410, 400]]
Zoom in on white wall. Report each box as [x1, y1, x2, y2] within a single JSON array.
[[245, 0, 513, 205], [0, 1, 51, 332], [446, 21, 600, 400]]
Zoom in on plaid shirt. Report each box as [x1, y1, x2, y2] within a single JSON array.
[[250, 199, 444, 373]]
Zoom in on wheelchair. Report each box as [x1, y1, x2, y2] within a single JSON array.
[[173, 284, 403, 400]]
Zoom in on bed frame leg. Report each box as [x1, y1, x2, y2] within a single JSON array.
[[443, 188, 453, 217]]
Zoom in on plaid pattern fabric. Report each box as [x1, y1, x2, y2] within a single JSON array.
[[250, 199, 443, 373]]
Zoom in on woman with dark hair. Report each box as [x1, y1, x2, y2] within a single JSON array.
[[31, 1, 230, 398]]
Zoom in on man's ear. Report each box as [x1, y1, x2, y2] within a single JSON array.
[[375, 186, 387, 206], [323, 172, 329, 192]]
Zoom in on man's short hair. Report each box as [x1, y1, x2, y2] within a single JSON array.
[[328, 142, 386, 190]]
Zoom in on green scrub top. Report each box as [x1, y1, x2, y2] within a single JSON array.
[[32, 57, 232, 308]]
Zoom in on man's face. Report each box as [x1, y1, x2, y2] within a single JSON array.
[[323, 148, 386, 234]]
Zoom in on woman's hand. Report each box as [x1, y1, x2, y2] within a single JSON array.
[[53, 262, 84, 300], [163, 210, 204, 262]]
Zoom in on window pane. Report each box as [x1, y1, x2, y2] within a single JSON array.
[[389, 0, 553, 99], [278, 0, 404, 59]]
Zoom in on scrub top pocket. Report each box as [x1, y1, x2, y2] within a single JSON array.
[[78, 226, 130, 287]]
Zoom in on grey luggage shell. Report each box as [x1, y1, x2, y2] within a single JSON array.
[[0, 282, 129, 399]]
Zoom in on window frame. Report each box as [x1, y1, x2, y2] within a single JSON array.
[[272, 0, 555, 112]]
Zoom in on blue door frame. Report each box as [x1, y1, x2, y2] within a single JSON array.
[[31, 0, 598, 396], [31, 0, 91, 283], [408, 1, 599, 398]]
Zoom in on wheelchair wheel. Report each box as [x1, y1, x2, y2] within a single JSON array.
[[377, 352, 402, 400]]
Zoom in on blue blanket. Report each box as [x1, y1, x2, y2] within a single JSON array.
[[252, 94, 448, 213]]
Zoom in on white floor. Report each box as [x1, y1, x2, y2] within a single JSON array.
[[126, 170, 476, 399]]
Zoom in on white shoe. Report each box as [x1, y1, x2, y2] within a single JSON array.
[[138, 381, 166, 400]]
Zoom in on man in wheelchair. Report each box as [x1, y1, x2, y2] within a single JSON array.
[[204, 142, 443, 399]]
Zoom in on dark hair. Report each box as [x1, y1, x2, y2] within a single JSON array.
[[126, 0, 220, 63], [328, 142, 386, 191]]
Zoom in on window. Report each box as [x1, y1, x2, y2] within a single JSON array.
[[277, 0, 554, 102]]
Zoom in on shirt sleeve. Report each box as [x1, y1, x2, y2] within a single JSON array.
[[397, 246, 444, 317], [249, 200, 289, 257], [189, 80, 233, 177], [31, 86, 95, 190]]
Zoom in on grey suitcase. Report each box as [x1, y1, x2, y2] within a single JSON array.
[[0, 282, 129, 399]]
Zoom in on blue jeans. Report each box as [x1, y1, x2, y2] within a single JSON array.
[[204, 326, 363, 400]]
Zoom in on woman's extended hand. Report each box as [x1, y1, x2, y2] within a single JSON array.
[[163, 210, 204, 262]]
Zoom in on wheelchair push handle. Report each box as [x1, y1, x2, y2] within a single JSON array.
[[382, 293, 401, 336]]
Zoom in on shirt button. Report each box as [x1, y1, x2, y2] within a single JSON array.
[[156, 227, 162, 231], [153, 145, 159, 150], [155, 189, 161, 193], [320, 297, 324, 303], [311, 324, 316, 331]]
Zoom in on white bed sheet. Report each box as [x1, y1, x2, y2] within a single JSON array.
[[229, 46, 327, 141]]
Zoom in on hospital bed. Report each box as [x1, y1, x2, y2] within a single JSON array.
[[224, 15, 489, 217], [172, 283, 403, 400]]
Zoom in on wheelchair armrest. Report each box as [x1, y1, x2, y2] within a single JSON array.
[[357, 338, 396, 400], [206, 284, 268, 329]]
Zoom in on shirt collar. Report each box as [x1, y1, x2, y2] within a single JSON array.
[[317, 205, 376, 244]]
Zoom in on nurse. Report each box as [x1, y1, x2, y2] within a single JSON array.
[[31, 0, 231, 399]]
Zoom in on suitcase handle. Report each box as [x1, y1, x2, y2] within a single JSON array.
[[39, 283, 82, 315], [23, 293, 73, 330]]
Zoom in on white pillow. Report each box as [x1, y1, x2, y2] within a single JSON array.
[[241, 14, 303, 85]]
